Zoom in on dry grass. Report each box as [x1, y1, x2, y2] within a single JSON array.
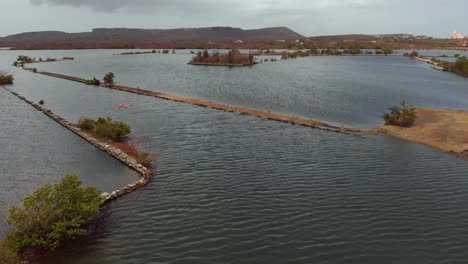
[[377, 108, 468, 157]]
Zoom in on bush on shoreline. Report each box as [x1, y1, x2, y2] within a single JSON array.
[[78, 117, 131, 142], [84, 77, 100, 86], [3, 175, 103, 255], [383, 101, 417, 127], [77, 117, 96, 130], [0, 242, 20, 264], [136, 150, 155, 168], [452, 56, 468, 76], [0, 74, 14, 85], [103, 72, 115, 87]]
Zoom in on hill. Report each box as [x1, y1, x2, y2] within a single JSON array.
[[0, 27, 304, 49]]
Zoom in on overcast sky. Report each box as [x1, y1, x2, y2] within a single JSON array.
[[1, 0, 466, 37]]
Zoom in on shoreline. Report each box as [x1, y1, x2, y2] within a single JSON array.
[[412, 56, 468, 77], [17, 61, 468, 161], [1, 86, 152, 203], [376, 108, 468, 159]]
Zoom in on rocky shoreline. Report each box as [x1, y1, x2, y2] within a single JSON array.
[[2, 86, 152, 203]]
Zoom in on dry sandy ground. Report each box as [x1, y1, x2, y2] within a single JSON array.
[[377, 108, 468, 158]]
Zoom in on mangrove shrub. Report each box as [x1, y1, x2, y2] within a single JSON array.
[[85, 78, 100, 86], [103, 72, 115, 87], [0, 74, 14, 85], [94, 117, 131, 142], [0, 243, 20, 264], [136, 150, 155, 168], [453, 56, 468, 76], [4, 175, 103, 253], [383, 101, 417, 127], [77, 117, 96, 130]]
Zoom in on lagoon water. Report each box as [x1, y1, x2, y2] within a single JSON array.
[[1, 50, 468, 263]]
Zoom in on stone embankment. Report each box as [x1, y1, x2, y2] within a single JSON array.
[[31, 70, 369, 134], [2, 86, 152, 203]]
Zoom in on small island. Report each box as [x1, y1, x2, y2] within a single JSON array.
[[188, 49, 257, 67]]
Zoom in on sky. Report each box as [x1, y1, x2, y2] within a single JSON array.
[[0, 0, 466, 37]]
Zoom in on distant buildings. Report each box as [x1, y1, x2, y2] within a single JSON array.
[[234, 40, 244, 44], [451, 31, 464, 39]]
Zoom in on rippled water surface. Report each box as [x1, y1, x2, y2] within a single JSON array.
[[1, 50, 468, 263], [0, 87, 139, 236]]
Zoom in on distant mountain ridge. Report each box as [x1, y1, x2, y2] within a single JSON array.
[[0, 27, 304, 49]]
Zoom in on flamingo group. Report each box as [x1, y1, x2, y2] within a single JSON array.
[[112, 102, 131, 109]]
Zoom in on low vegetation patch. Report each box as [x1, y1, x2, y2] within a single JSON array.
[[2, 175, 103, 259], [136, 149, 155, 168], [84, 77, 101, 86], [450, 56, 468, 76], [0, 242, 21, 264], [78, 116, 131, 142], [383, 101, 417, 127], [0, 73, 14, 85], [405, 51, 419, 58]]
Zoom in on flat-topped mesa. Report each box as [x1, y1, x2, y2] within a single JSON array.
[[189, 49, 257, 67]]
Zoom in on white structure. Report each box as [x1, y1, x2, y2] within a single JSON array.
[[234, 40, 244, 44], [451, 31, 464, 39]]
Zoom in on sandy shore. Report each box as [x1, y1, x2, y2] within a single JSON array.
[[377, 108, 468, 158]]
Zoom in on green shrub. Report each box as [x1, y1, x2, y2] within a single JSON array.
[[16, 55, 33, 64], [84, 78, 100, 86], [382, 48, 393, 55], [409, 51, 419, 58], [103, 72, 115, 87], [77, 117, 95, 130], [0, 74, 14, 85], [4, 175, 103, 253], [38, 100, 45, 105], [453, 57, 468, 75], [0, 243, 20, 264], [94, 117, 131, 142], [136, 150, 155, 168], [383, 101, 417, 127]]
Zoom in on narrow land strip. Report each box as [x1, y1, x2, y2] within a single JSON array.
[[2, 86, 152, 202], [19, 67, 468, 160], [35, 70, 370, 134]]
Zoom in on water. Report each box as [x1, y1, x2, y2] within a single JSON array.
[[0, 87, 139, 236], [15, 49, 468, 128], [2, 50, 468, 263]]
